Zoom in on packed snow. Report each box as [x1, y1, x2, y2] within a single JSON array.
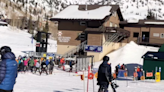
[[13, 41, 164, 92], [0, 26, 57, 57]]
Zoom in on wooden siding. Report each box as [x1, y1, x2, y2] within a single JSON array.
[[87, 34, 102, 46]]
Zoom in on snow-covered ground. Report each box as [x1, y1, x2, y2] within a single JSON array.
[[13, 40, 164, 92], [0, 26, 57, 57], [14, 67, 164, 92]]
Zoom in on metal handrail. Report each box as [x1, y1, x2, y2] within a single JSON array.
[[106, 34, 120, 45], [103, 33, 117, 45], [111, 36, 124, 46], [104, 33, 120, 45]]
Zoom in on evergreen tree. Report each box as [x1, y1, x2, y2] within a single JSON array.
[[42, 21, 49, 38], [28, 15, 33, 34], [147, 10, 156, 19]]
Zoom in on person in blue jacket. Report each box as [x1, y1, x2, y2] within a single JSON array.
[[0, 46, 18, 92], [45, 59, 49, 66]]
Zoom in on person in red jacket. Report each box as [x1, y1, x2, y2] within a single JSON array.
[[60, 57, 65, 71]]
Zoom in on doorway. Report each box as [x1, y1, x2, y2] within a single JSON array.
[[142, 32, 149, 42]]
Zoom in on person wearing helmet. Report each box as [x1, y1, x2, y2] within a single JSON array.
[[0, 46, 17, 92], [97, 56, 112, 92]]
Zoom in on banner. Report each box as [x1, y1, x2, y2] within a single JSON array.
[[155, 72, 161, 82], [146, 72, 153, 77]]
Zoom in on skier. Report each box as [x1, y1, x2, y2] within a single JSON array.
[[40, 60, 48, 75], [0, 46, 17, 92], [35, 61, 40, 73], [23, 57, 29, 72], [49, 58, 55, 74], [60, 57, 65, 71], [69, 60, 73, 72], [18, 60, 24, 73], [28, 57, 34, 73], [115, 66, 119, 78]]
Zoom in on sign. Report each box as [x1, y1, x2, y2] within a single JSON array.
[[94, 72, 98, 79], [58, 37, 71, 42], [47, 53, 55, 57], [133, 72, 138, 77], [155, 72, 161, 82], [153, 33, 159, 37], [57, 31, 62, 37], [36, 42, 40, 47], [88, 73, 94, 80], [146, 72, 153, 77], [140, 76, 145, 80], [84, 45, 102, 53]]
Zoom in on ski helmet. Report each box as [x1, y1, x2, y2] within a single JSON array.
[[0, 46, 11, 55]]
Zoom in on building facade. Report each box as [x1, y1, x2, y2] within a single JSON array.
[[120, 20, 164, 46], [50, 5, 129, 61]]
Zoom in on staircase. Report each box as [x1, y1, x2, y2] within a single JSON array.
[[62, 41, 87, 58], [103, 33, 122, 45]]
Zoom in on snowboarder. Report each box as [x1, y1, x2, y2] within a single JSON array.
[[97, 56, 118, 92], [0, 46, 17, 92], [97, 56, 112, 92]]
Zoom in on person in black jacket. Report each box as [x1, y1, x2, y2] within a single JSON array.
[[49, 59, 54, 74], [40, 61, 48, 75], [97, 56, 112, 92]]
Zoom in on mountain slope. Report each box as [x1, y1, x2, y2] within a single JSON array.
[[7, 0, 164, 21]]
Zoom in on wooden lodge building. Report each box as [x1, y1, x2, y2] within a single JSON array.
[[50, 5, 164, 61], [50, 5, 130, 61], [120, 20, 164, 46]]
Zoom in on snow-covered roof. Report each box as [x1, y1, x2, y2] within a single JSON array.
[[127, 19, 139, 23], [144, 22, 164, 25], [0, 21, 8, 25], [51, 5, 112, 20]]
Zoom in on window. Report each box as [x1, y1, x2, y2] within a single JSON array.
[[115, 24, 117, 28], [133, 32, 139, 37], [113, 12, 116, 17], [80, 21, 86, 26], [110, 22, 113, 27], [160, 33, 164, 38]]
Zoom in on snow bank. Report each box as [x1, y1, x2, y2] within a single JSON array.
[[94, 41, 159, 73], [0, 26, 57, 57]]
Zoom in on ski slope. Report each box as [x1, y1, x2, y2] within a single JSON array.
[[94, 41, 159, 73], [0, 26, 57, 57]]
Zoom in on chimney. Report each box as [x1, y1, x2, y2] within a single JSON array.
[[85, 2, 88, 11]]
